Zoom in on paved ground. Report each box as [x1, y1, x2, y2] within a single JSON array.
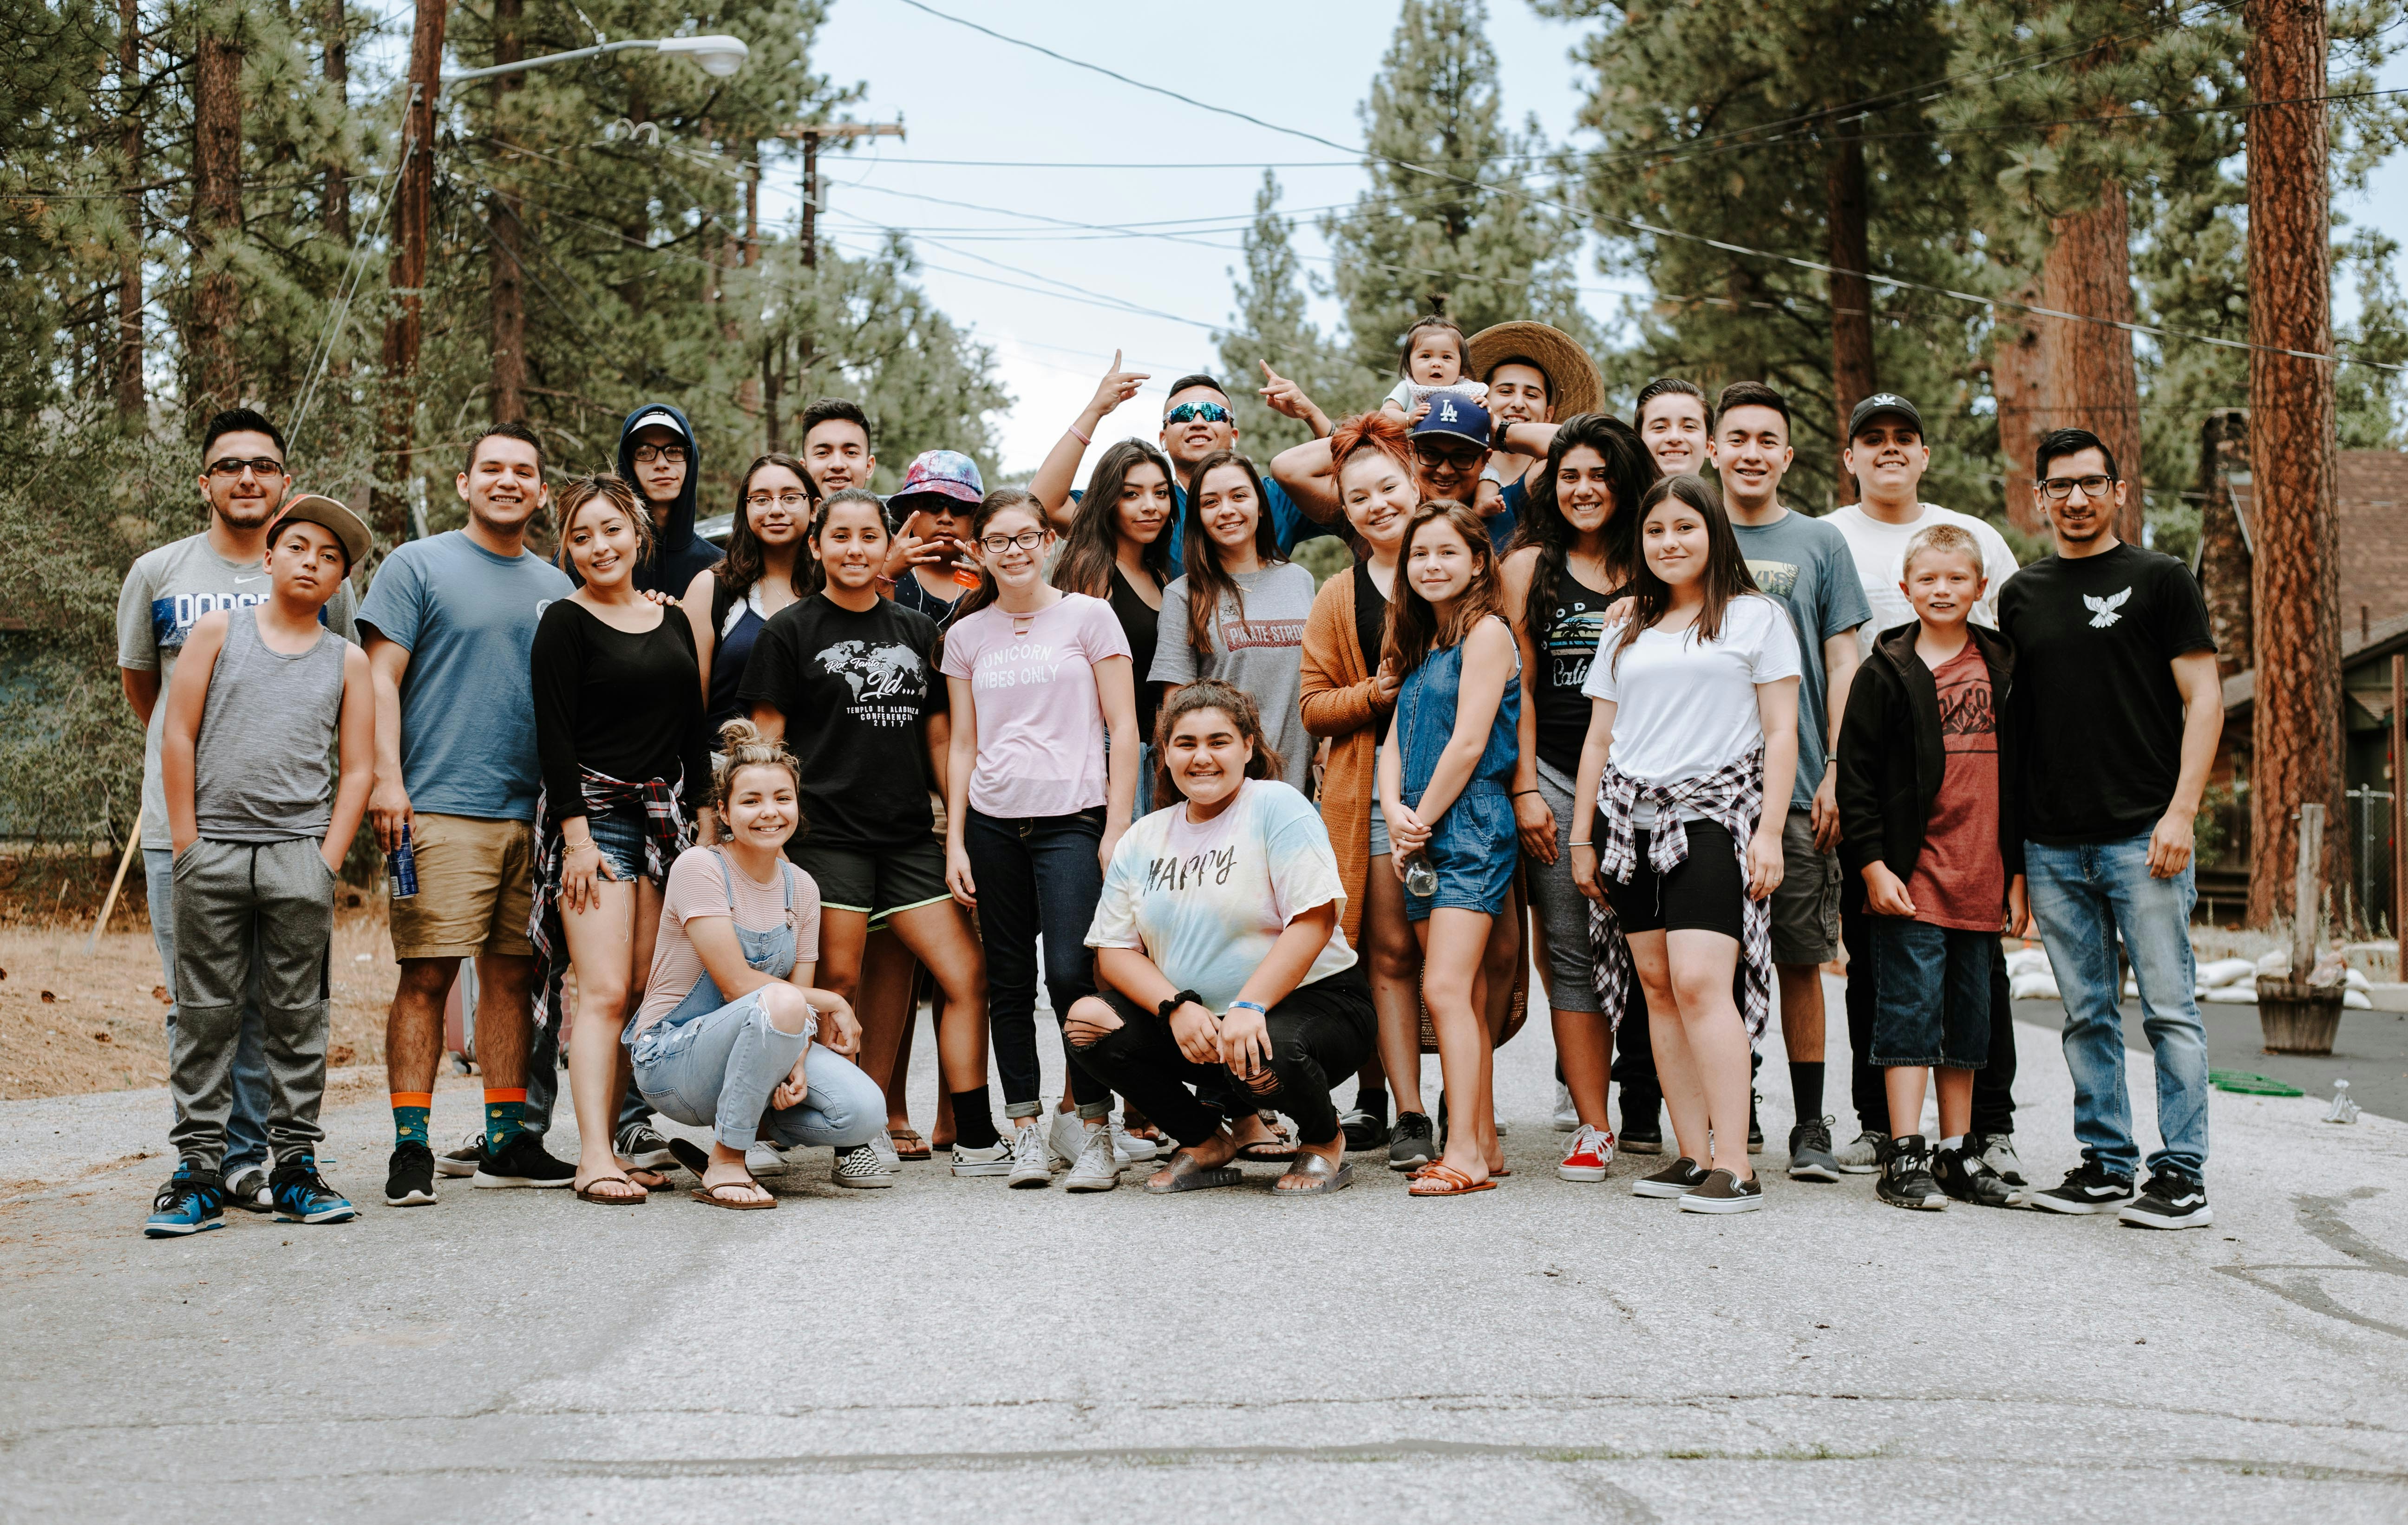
[[2010, 998, 2408, 1122], [4, 978, 2406, 1522]]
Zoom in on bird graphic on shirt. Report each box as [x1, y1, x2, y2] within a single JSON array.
[[2084, 588, 2132, 629]]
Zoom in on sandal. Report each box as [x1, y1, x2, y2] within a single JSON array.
[[1273, 1151, 1354, 1196], [690, 1177, 776, 1211], [1407, 1161, 1495, 1197], [665, 1138, 712, 1178], [574, 1173, 648, 1206], [888, 1126, 931, 1162], [1143, 1148, 1246, 1195], [626, 1167, 669, 1192], [1236, 1118, 1297, 1163]]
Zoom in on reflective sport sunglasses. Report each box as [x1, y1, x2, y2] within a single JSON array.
[[1164, 401, 1233, 426]]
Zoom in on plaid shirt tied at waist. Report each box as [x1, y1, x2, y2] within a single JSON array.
[[530, 768, 690, 1034], [1586, 743, 1774, 1043]]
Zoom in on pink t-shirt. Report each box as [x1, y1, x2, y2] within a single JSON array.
[[939, 592, 1131, 819], [633, 846, 821, 1036]]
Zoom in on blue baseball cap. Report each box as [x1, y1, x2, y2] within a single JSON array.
[[1410, 392, 1492, 450]]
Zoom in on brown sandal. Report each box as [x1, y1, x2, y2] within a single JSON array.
[[690, 1177, 776, 1210], [888, 1127, 931, 1162], [1407, 1161, 1495, 1197], [574, 1173, 648, 1206]]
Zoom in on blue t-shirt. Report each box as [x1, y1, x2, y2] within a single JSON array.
[[357, 530, 574, 821], [1728, 508, 1871, 808], [1069, 476, 1332, 567]]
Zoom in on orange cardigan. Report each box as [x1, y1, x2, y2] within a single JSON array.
[[1299, 567, 1391, 949]]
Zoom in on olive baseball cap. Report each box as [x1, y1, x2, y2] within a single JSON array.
[[269, 493, 374, 570]]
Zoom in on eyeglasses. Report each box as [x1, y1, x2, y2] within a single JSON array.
[[632, 444, 688, 465], [1164, 402, 1233, 426], [1415, 443, 1486, 470], [206, 457, 287, 479], [746, 490, 811, 511], [2036, 474, 2116, 500], [978, 528, 1048, 555]]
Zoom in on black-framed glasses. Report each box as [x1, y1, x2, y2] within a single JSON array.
[[1415, 443, 1486, 469], [746, 489, 811, 511], [978, 528, 1047, 554], [632, 444, 688, 465], [206, 456, 286, 479], [1164, 401, 1233, 426], [2036, 474, 2116, 501]]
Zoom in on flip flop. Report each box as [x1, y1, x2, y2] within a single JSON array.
[[690, 1178, 776, 1211], [1407, 1161, 1495, 1197], [574, 1174, 648, 1206], [665, 1138, 712, 1178], [1273, 1152, 1354, 1196], [1143, 1148, 1246, 1194], [888, 1127, 931, 1161]]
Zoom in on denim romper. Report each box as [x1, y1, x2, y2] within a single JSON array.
[[1395, 628, 1521, 919], [627, 850, 798, 1071]]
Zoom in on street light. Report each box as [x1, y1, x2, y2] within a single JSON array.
[[439, 33, 749, 90]]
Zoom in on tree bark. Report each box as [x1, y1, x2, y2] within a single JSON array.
[[324, 0, 348, 246], [485, 0, 526, 424], [373, 0, 448, 546], [1825, 121, 1876, 504], [189, 14, 243, 411], [2040, 187, 2146, 545], [1990, 276, 2051, 534], [115, 0, 143, 420], [737, 155, 761, 426], [2193, 408, 2252, 680], [2244, 0, 2343, 927]]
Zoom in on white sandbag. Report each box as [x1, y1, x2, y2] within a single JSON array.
[[2004, 947, 2051, 980], [2195, 958, 2256, 989], [2009, 972, 2059, 1002], [2201, 984, 2259, 1004], [2256, 948, 2290, 977], [2122, 979, 2138, 998], [2345, 989, 2373, 1010], [2344, 967, 2372, 993]]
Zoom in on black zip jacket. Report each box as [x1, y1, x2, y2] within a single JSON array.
[[1835, 620, 2022, 885]]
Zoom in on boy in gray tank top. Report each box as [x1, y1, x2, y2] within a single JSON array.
[[144, 497, 378, 1238]]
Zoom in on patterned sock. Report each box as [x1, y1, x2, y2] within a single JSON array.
[[484, 1088, 527, 1150], [391, 1092, 432, 1148], [1788, 1060, 1826, 1121]]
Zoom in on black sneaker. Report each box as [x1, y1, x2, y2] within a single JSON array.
[[1747, 1089, 1764, 1154], [435, 1132, 484, 1179], [1341, 1091, 1389, 1153], [473, 1131, 576, 1189], [1933, 1144, 2020, 1208], [1786, 1116, 1841, 1182], [221, 1164, 275, 1213], [269, 1158, 358, 1224], [2030, 1160, 2135, 1215], [1632, 1156, 1709, 1199], [384, 1142, 438, 1206], [1970, 1131, 2027, 1189], [615, 1121, 674, 1169], [1619, 1104, 1664, 1155], [1677, 1168, 1764, 1214], [1876, 1137, 1947, 1210], [1386, 1111, 1437, 1172], [2119, 1167, 2212, 1229]]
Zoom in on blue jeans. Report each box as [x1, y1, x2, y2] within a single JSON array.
[[962, 805, 1110, 1115], [632, 990, 885, 1152], [2022, 833, 2209, 1179], [147, 848, 269, 1177], [1869, 919, 1991, 1068]]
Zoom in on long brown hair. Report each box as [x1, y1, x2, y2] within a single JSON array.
[[1179, 449, 1283, 658], [1383, 501, 1505, 676], [1609, 472, 1762, 673], [719, 452, 817, 601], [945, 487, 1049, 626], [1052, 438, 1175, 599], [1152, 678, 1283, 805], [1510, 412, 1652, 623]]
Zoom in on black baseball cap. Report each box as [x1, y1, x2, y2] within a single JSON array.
[[1847, 392, 1923, 439]]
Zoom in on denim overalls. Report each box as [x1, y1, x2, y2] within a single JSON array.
[[1395, 633, 1521, 919]]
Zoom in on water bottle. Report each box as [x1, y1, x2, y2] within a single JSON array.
[[1403, 852, 1438, 899], [386, 822, 419, 901]]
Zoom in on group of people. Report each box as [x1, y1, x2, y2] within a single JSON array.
[[125, 307, 2225, 1234]]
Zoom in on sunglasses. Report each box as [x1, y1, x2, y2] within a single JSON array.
[[1414, 442, 1487, 469], [1164, 401, 1233, 426]]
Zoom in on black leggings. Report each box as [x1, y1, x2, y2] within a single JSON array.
[[1068, 968, 1375, 1148]]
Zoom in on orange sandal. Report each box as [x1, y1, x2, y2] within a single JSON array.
[[1407, 1161, 1495, 1197]]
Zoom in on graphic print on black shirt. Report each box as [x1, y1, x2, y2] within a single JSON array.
[[736, 594, 943, 849], [1530, 570, 1621, 777]]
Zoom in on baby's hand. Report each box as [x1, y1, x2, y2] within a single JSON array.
[[1408, 399, 1431, 424]]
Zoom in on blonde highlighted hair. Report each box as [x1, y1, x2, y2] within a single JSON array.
[[711, 718, 805, 831], [1902, 521, 1984, 578]]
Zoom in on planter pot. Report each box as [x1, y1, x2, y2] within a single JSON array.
[[2256, 977, 2345, 1055]]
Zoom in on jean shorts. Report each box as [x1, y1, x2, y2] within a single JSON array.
[[586, 805, 653, 884], [1404, 789, 1517, 921], [1870, 917, 1992, 1069]]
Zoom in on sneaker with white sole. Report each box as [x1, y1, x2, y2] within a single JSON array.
[[2030, 1160, 2135, 1215], [222, 1164, 274, 1213], [1632, 1156, 1709, 1199], [1876, 1137, 1947, 1211], [1557, 1124, 1614, 1182], [434, 1133, 484, 1179], [2118, 1167, 2212, 1229], [868, 1130, 903, 1168], [1007, 1121, 1054, 1188], [1786, 1117, 1842, 1182], [831, 1142, 895, 1189], [746, 1141, 788, 1178], [1111, 1118, 1160, 1163], [1551, 1082, 1579, 1132], [1833, 1128, 1886, 1174], [1063, 1124, 1123, 1192], [1677, 1168, 1764, 1214], [470, 1132, 575, 1189], [1971, 1131, 2028, 1189], [615, 1122, 674, 1169], [951, 1138, 1012, 1177]]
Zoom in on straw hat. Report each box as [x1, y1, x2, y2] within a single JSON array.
[[1464, 321, 1603, 421]]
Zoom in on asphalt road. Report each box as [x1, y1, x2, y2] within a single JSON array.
[[4, 980, 2405, 1522], [2009, 998, 2408, 1123]]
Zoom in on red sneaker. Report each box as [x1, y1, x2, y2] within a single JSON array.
[[1557, 1123, 1615, 1183]]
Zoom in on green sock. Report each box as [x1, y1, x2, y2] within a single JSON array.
[[391, 1093, 432, 1148], [484, 1088, 526, 1149]]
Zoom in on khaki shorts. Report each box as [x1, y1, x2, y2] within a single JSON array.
[[1768, 806, 1842, 965], [388, 813, 537, 961]]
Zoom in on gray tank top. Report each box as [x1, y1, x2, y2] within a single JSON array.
[[193, 608, 347, 842]]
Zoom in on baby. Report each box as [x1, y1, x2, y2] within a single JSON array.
[[1380, 315, 1501, 517]]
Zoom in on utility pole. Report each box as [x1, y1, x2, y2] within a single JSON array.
[[373, 0, 448, 547], [2244, 0, 2343, 926], [771, 119, 903, 442], [115, 0, 142, 421]]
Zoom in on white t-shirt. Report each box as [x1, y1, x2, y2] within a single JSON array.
[[1384, 378, 1488, 413], [1086, 779, 1355, 1013], [1824, 502, 2020, 658], [1581, 594, 1801, 822]]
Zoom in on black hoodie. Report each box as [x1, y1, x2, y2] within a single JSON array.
[[615, 402, 721, 597], [1834, 619, 2023, 885]]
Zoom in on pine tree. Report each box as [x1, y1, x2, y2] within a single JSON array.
[[1216, 171, 1379, 459]]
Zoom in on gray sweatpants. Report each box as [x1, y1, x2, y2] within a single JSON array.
[[169, 837, 334, 1173]]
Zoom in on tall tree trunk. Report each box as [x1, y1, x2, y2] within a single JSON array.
[[1990, 277, 2052, 535], [323, 0, 348, 246], [485, 0, 526, 423], [115, 0, 143, 420], [737, 155, 761, 428], [2040, 187, 2146, 545], [1825, 121, 1876, 503], [2244, 0, 2343, 927], [190, 14, 243, 410], [373, 0, 447, 546]]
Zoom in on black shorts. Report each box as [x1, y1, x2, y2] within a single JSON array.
[[1606, 821, 1746, 942], [1094, 961, 1375, 1037], [787, 835, 950, 928]]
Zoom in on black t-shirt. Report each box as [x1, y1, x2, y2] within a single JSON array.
[[1109, 565, 1164, 743], [1528, 563, 1621, 778], [1351, 559, 1388, 671], [530, 601, 708, 813], [1997, 542, 2214, 844], [736, 593, 944, 849]]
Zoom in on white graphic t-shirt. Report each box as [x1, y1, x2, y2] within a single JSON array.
[[940, 592, 1132, 819]]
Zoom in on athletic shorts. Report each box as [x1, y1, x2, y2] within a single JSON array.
[[1606, 820, 1745, 943], [387, 813, 536, 962], [788, 835, 950, 928], [1767, 806, 1841, 964]]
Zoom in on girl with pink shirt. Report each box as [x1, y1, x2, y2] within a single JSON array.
[[941, 489, 1142, 1191]]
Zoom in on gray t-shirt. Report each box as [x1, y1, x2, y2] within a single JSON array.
[[357, 530, 573, 821], [116, 532, 359, 849], [1148, 561, 1316, 792], [1728, 508, 1870, 809]]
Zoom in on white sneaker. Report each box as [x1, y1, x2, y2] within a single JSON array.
[[868, 1130, 902, 1168], [1111, 1118, 1160, 1163], [951, 1139, 1012, 1177], [1062, 1123, 1123, 1192], [1007, 1121, 1054, 1188], [831, 1142, 896, 1189], [746, 1141, 788, 1177], [1045, 1109, 1086, 1170], [1551, 1082, 1579, 1132]]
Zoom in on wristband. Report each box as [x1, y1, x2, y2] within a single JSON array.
[[1569, 840, 1592, 847], [1228, 999, 1267, 1016], [1067, 422, 1093, 446], [1157, 989, 1203, 1022], [1512, 789, 1541, 799]]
